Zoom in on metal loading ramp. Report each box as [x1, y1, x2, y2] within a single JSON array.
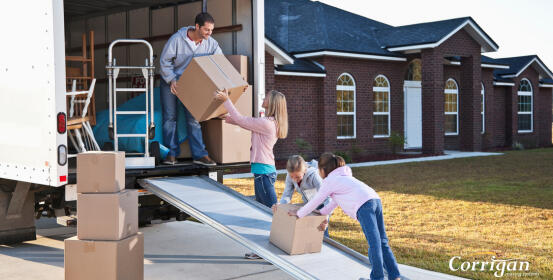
[[138, 176, 466, 280]]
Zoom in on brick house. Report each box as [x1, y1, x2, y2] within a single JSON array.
[[264, 0, 553, 159]]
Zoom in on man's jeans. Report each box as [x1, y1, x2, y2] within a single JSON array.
[[253, 172, 277, 208], [160, 80, 208, 159], [357, 199, 401, 280]]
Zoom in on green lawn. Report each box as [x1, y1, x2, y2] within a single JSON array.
[[224, 148, 553, 280]]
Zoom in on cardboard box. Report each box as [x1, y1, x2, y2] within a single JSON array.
[[226, 55, 252, 117], [77, 190, 138, 241], [176, 54, 249, 122], [269, 204, 327, 255], [77, 152, 125, 193], [201, 119, 251, 164], [65, 233, 144, 280], [225, 55, 248, 79], [177, 139, 192, 159]]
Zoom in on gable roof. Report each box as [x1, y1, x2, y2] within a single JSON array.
[[376, 17, 499, 52], [275, 59, 326, 76], [265, 0, 402, 58], [492, 55, 553, 79]]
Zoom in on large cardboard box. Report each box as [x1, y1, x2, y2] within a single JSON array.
[[77, 151, 125, 193], [226, 55, 252, 117], [201, 119, 251, 164], [77, 190, 138, 241], [269, 204, 327, 255], [176, 54, 248, 122], [65, 233, 144, 280]]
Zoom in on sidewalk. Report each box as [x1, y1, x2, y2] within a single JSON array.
[[224, 151, 503, 179]]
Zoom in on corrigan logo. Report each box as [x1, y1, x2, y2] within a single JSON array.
[[448, 252, 538, 278]]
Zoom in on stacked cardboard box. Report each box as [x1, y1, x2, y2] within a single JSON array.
[[269, 204, 327, 255], [201, 55, 252, 164], [65, 152, 143, 280]]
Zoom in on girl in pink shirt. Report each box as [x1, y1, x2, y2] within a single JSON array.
[[216, 89, 288, 259], [289, 152, 401, 280]]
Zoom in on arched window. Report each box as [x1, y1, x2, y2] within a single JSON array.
[[481, 82, 485, 133], [373, 75, 390, 137], [444, 78, 459, 135], [337, 73, 356, 138], [517, 78, 533, 133], [405, 59, 422, 81]]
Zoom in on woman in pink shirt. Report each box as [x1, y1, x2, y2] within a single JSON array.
[[216, 89, 288, 259], [289, 152, 401, 280]]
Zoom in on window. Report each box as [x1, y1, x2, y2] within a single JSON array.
[[481, 82, 485, 133], [518, 78, 533, 133], [373, 75, 390, 137], [405, 59, 422, 81], [337, 73, 356, 138], [444, 78, 459, 135]]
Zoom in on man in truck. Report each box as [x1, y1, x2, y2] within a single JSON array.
[[159, 12, 221, 166]]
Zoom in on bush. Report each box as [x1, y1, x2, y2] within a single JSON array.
[[294, 138, 313, 159], [334, 151, 352, 163], [389, 131, 407, 154]]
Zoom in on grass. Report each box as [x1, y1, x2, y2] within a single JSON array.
[[223, 148, 553, 280]]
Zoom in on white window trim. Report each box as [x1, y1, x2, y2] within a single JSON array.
[[337, 73, 356, 139], [481, 82, 485, 134], [517, 78, 533, 133], [445, 78, 459, 136], [295, 51, 407, 61], [373, 75, 391, 138]]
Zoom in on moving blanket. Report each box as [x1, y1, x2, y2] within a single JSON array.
[[92, 87, 188, 159]]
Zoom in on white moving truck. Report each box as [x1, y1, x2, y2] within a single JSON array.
[[0, 0, 266, 243]]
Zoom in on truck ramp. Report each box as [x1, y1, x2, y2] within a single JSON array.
[[138, 176, 466, 280]]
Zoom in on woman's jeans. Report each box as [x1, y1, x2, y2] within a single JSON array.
[[160, 80, 208, 159], [357, 199, 401, 280], [253, 172, 277, 208]]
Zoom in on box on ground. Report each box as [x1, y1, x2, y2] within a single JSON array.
[[201, 119, 251, 164], [65, 233, 144, 280], [176, 54, 248, 122], [269, 204, 327, 255], [77, 151, 125, 193], [77, 190, 138, 241], [225, 55, 252, 117]]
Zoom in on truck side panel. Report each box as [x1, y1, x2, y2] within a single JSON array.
[[0, 0, 68, 187]]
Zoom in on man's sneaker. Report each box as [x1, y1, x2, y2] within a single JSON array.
[[163, 155, 177, 165], [193, 156, 216, 166], [244, 252, 262, 259]]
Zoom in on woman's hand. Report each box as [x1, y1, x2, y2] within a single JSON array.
[[271, 204, 278, 214], [215, 88, 229, 102], [317, 219, 328, 232]]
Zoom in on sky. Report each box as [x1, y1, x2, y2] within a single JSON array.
[[317, 0, 553, 69]]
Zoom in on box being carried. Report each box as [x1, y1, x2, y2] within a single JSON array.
[[176, 54, 249, 122], [269, 204, 327, 255]]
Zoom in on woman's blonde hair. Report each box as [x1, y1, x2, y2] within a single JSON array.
[[286, 155, 307, 173], [265, 90, 288, 139]]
